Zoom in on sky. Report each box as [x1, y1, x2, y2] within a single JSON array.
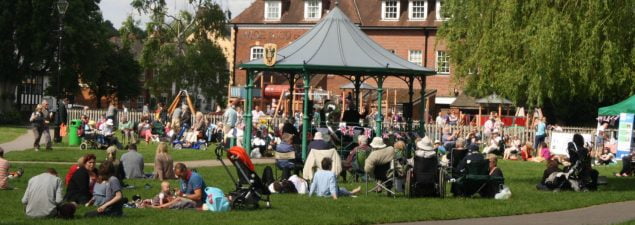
[[99, 0, 254, 28]]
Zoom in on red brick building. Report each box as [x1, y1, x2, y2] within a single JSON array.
[[230, 0, 459, 116]]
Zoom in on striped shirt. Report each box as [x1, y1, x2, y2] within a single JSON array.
[[0, 158, 9, 189]]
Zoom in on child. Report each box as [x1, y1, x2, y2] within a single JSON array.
[[152, 181, 176, 206], [150, 181, 195, 209], [597, 147, 614, 165], [86, 176, 107, 207]]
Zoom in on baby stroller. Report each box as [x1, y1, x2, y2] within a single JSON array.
[[172, 124, 208, 150], [215, 145, 271, 209]]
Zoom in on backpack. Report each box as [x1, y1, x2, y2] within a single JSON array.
[[203, 187, 230, 212]]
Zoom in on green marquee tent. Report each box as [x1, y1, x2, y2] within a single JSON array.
[[598, 95, 635, 116]]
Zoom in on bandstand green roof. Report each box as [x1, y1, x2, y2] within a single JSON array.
[[239, 6, 435, 76]]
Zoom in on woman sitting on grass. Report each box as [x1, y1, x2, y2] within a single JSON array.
[[530, 142, 551, 163], [85, 160, 124, 217], [65, 154, 96, 205], [520, 142, 534, 161], [153, 143, 176, 180], [597, 147, 614, 165]]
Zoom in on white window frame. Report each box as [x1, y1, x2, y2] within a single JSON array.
[[250, 46, 264, 61], [408, 50, 423, 66], [264, 0, 282, 21], [436, 50, 450, 74], [381, 0, 400, 21], [304, 0, 322, 20], [436, 0, 447, 21], [409, 0, 428, 21]]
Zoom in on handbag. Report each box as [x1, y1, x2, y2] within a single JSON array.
[[60, 124, 68, 137]]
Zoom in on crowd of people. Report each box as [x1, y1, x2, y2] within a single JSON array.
[[15, 141, 209, 219], [5, 98, 632, 220]]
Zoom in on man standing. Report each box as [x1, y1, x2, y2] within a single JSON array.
[[174, 163, 207, 207], [41, 100, 53, 150], [22, 168, 74, 218], [54, 98, 68, 143], [223, 101, 238, 141], [120, 144, 145, 179]]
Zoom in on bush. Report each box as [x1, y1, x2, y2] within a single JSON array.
[[0, 110, 25, 125]]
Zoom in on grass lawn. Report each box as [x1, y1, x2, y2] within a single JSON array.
[[0, 160, 633, 225], [0, 126, 27, 144], [5, 140, 218, 163], [0, 128, 216, 163]]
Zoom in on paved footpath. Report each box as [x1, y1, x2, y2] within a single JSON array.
[[0, 128, 38, 153], [389, 200, 635, 225]]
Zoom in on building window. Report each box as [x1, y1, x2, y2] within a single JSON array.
[[436, 50, 450, 74], [382, 0, 400, 20], [304, 0, 322, 20], [436, 0, 447, 21], [136, 96, 145, 110], [265, 1, 282, 20], [408, 50, 423, 66], [409, 0, 427, 20], [250, 46, 264, 60]]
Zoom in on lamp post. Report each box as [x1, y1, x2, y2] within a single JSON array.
[[56, 0, 68, 99]]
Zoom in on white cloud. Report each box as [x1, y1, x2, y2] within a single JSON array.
[[99, 0, 254, 29]]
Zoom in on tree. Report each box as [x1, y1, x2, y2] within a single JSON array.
[[131, 0, 229, 105], [0, 0, 110, 112], [439, 0, 635, 124], [80, 21, 143, 108]]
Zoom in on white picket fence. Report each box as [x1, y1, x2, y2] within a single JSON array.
[[69, 109, 609, 147]]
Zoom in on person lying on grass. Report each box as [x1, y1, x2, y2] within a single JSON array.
[[308, 158, 361, 200]]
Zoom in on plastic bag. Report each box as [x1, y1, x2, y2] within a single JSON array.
[[203, 187, 230, 212], [495, 185, 512, 200]]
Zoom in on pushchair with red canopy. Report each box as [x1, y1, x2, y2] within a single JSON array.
[[215, 145, 271, 209]]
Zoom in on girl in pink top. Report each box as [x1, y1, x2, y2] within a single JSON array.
[[531, 142, 551, 163]]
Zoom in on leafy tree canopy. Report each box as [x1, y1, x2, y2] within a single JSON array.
[[439, 0, 635, 124], [131, 0, 229, 105]]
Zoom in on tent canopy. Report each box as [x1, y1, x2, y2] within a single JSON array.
[[239, 7, 435, 76], [598, 95, 635, 116]]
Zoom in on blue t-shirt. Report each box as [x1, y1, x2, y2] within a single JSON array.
[[536, 122, 546, 136], [180, 172, 207, 205]]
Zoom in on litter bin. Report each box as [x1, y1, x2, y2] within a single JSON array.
[[68, 119, 82, 146]]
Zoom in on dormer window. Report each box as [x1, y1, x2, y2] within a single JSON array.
[[382, 0, 400, 20], [265, 0, 282, 21], [436, 0, 447, 21], [409, 0, 427, 20], [304, 0, 322, 20]]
